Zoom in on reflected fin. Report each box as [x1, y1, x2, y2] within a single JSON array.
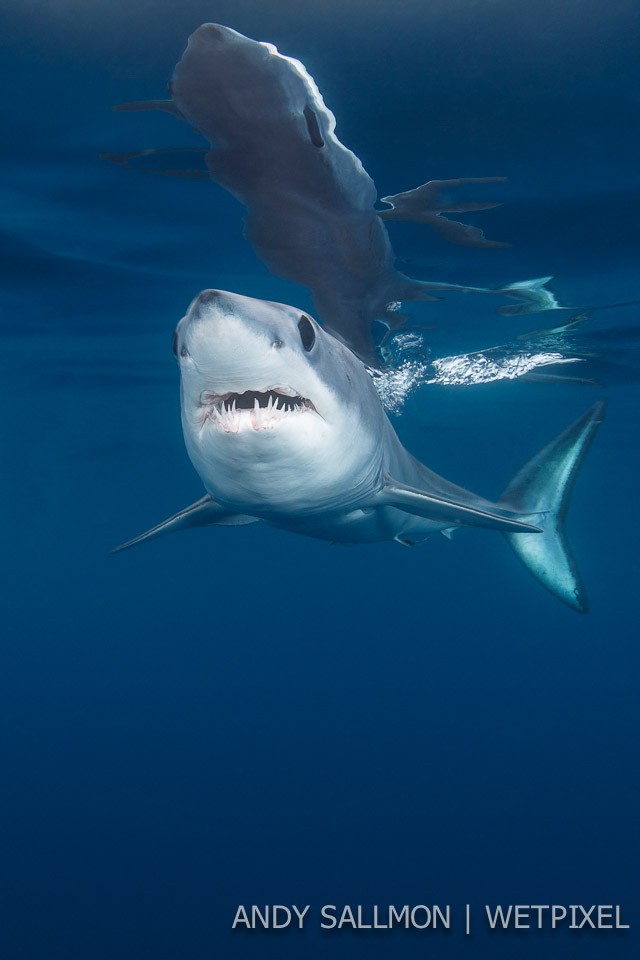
[[378, 177, 510, 248], [101, 147, 209, 179], [495, 276, 562, 315], [520, 371, 601, 387], [517, 311, 591, 340], [113, 99, 185, 120]]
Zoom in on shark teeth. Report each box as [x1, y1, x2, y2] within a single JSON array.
[[201, 387, 316, 432]]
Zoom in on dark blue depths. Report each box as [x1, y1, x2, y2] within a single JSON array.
[[0, 2, 638, 958]]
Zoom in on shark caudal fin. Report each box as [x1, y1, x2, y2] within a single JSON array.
[[499, 400, 605, 613]]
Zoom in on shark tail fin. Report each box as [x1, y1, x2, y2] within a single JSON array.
[[499, 400, 605, 613]]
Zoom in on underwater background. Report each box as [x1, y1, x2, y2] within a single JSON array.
[[1, 1, 638, 957]]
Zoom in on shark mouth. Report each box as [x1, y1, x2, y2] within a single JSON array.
[[200, 386, 317, 433]]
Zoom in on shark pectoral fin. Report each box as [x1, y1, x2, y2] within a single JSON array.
[[112, 495, 259, 553], [374, 478, 542, 533]]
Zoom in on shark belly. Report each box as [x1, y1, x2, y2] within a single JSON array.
[[264, 503, 445, 545]]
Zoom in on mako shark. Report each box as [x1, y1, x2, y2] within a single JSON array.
[[116, 289, 604, 613], [110, 23, 636, 385], [114, 23, 538, 365]]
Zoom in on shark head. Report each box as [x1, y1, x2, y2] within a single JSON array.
[[172, 23, 333, 145], [174, 290, 385, 514]]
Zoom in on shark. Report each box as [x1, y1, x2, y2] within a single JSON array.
[[110, 22, 625, 386], [115, 289, 604, 613], [113, 23, 521, 365]]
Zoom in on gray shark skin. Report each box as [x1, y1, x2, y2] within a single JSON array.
[[115, 23, 508, 365], [111, 26, 610, 376], [115, 290, 604, 613]]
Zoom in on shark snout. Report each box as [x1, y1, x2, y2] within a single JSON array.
[[180, 290, 253, 347], [188, 23, 233, 52], [190, 289, 234, 317], [183, 289, 294, 352], [198, 24, 226, 42], [177, 289, 298, 390], [195, 289, 220, 307]]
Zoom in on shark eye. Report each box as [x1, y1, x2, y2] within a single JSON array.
[[298, 315, 316, 351]]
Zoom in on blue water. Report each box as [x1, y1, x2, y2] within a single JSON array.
[[1, 1, 638, 958]]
